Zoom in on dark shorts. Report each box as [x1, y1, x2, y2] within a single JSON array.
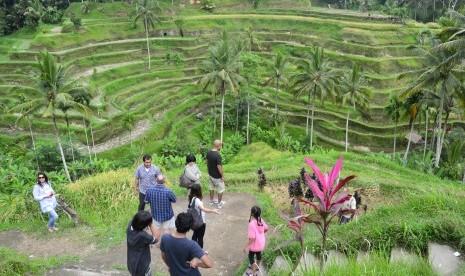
[[248, 251, 262, 265]]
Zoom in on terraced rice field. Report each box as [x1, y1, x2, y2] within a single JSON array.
[[1, 2, 463, 153]]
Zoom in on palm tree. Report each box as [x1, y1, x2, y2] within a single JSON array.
[[72, 89, 93, 163], [340, 64, 370, 152], [13, 52, 86, 182], [385, 93, 402, 157], [13, 95, 39, 170], [264, 52, 287, 116], [291, 47, 337, 150], [244, 27, 261, 52], [400, 45, 461, 168], [57, 100, 76, 162], [199, 31, 245, 142], [438, 10, 465, 65], [402, 94, 421, 164], [134, 0, 160, 70]]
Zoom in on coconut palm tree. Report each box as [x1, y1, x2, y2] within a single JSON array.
[[244, 27, 261, 52], [71, 89, 93, 163], [291, 47, 337, 150], [438, 10, 465, 65], [402, 93, 422, 164], [400, 45, 461, 168], [13, 52, 86, 182], [264, 52, 288, 116], [57, 100, 76, 162], [199, 31, 245, 142], [385, 93, 402, 157], [340, 64, 370, 152], [134, 0, 161, 70], [13, 95, 39, 170]]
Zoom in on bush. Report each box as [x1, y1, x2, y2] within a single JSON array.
[[68, 158, 117, 181], [221, 133, 245, 164], [70, 13, 81, 31], [41, 6, 63, 24], [33, 142, 80, 172]]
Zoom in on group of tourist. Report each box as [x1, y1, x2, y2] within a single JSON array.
[[127, 139, 267, 276], [31, 139, 269, 275]]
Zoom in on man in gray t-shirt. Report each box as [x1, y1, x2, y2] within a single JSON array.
[[134, 154, 161, 211]]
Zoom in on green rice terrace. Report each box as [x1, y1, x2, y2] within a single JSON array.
[[1, 0, 465, 275]]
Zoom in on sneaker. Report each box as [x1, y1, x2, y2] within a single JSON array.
[[53, 227, 59, 231], [217, 201, 225, 209], [48, 228, 54, 233]]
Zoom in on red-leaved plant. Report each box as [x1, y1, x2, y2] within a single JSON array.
[[288, 157, 356, 263]]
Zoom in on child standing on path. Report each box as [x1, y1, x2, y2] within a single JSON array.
[[188, 184, 220, 249], [243, 206, 268, 276]]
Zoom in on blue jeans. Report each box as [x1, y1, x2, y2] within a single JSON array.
[[47, 209, 58, 228]]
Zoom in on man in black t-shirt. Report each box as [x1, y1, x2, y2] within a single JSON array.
[[206, 140, 225, 208]]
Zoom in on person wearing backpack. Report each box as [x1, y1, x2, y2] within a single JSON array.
[[180, 154, 201, 192], [188, 184, 220, 248], [243, 206, 268, 276]]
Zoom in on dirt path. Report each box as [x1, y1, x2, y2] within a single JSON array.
[[0, 193, 256, 276], [78, 119, 151, 154], [73, 61, 141, 79]]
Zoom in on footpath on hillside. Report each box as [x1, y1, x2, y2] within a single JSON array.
[[0, 193, 256, 276]]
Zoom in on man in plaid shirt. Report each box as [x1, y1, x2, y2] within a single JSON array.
[[145, 175, 177, 234]]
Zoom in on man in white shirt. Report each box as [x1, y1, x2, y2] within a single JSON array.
[[340, 189, 357, 224]]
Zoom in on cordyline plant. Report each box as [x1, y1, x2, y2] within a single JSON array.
[[288, 157, 355, 262]]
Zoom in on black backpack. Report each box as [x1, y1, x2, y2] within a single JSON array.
[[187, 197, 203, 230]]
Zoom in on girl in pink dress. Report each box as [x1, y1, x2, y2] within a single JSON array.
[[243, 206, 268, 276]]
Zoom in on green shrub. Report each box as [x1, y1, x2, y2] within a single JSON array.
[[33, 142, 81, 173], [41, 6, 63, 24]]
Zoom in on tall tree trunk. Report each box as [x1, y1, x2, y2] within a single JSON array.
[[462, 165, 465, 184], [213, 93, 217, 139], [82, 118, 92, 163], [433, 0, 436, 21], [345, 111, 349, 152], [434, 89, 445, 168], [220, 93, 225, 143], [90, 122, 97, 160], [65, 114, 75, 162], [403, 122, 414, 164], [275, 78, 279, 115], [393, 120, 397, 158], [145, 16, 151, 70], [52, 114, 71, 182], [423, 110, 428, 158], [246, 98, 250, 144], [220, 81, 225, 143], [438, 111, 450, 166], [431, 113, 438, 151], [306, 91, 310, 136], [235, 97, 239, 133], [310, 86, 316, 150], [27, 117, 39, 170]]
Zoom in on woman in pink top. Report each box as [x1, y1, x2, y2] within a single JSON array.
[[243, 206, 268, 276]]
